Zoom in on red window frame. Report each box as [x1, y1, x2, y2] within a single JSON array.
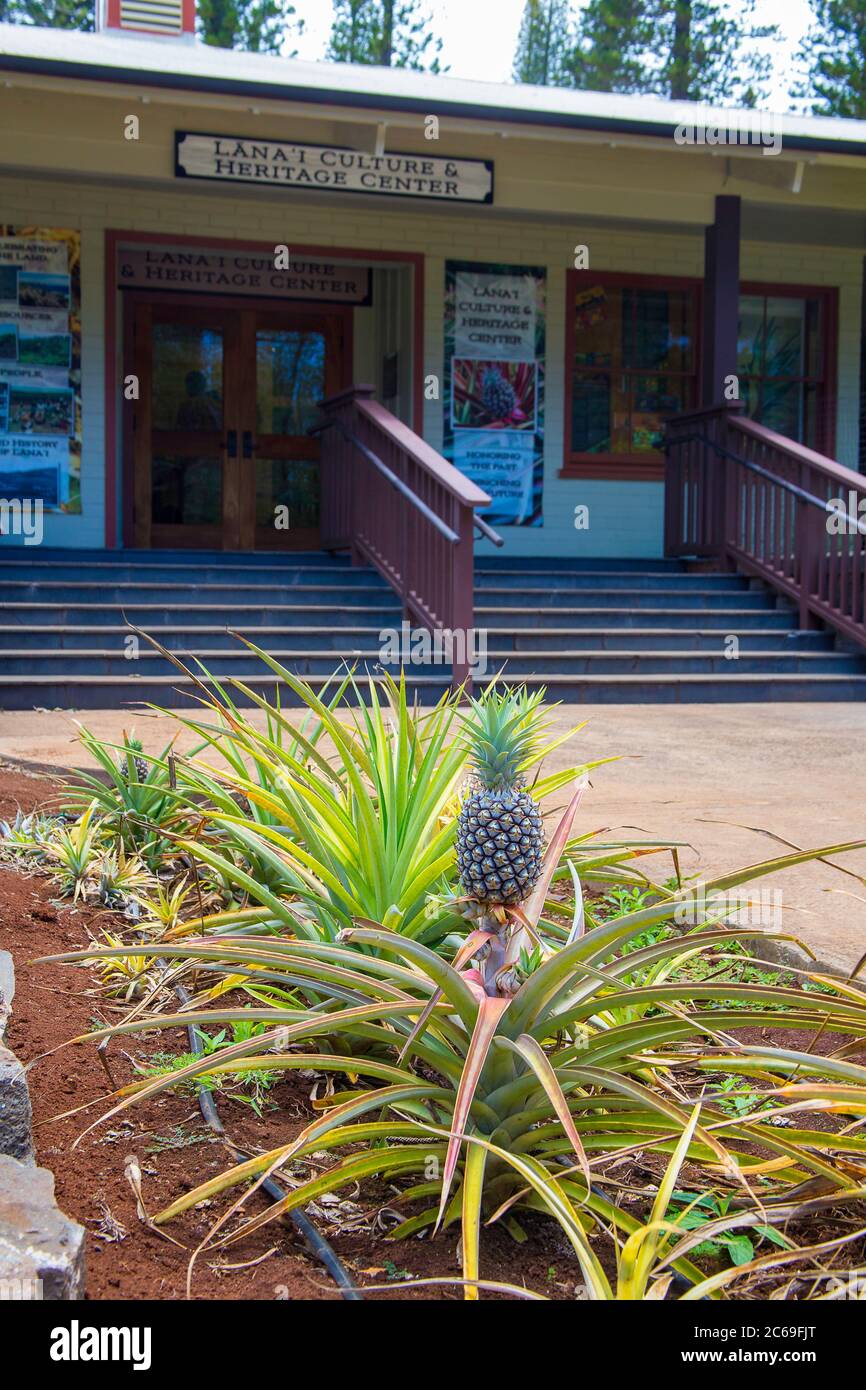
[[562, 270, 703, 481], [737, 281, 838, 459], [562, 273, 839, 479]]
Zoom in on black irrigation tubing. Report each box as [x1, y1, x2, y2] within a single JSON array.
[[166, 972, 362, 1301]]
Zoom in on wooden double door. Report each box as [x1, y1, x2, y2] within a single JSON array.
[[128, 297, 349, 550]]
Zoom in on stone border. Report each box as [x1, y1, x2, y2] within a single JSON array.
[[0, 947, 32, 1163], [0, 949, 85, 1299]]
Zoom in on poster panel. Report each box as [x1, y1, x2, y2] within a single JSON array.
[[0, 228, 81, 513], [444, 261, 545, 527]]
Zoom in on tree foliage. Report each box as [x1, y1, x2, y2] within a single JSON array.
[[650, 0, 776, 105], [794, 0, 866, 118], [513, 0, 573, 86], [565, 0, 653, 93], [519, 0, 778, 108], [197, 0, 301, 54], [3, 0, 93, 27], [326, 0, 444, 71]]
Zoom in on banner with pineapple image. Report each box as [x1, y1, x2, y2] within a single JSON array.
[[444, 260, 545, 527], [0, 226, 82, 513]]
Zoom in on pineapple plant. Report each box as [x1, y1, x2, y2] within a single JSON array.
[[456, 687, 546, 906], [117, 732, 149, 785], [481, 367, 516, 421]]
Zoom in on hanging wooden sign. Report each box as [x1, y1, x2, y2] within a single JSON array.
[[175, 132, 494, 205]]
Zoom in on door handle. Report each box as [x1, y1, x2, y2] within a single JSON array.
[[242, 430, 255, 460], [226, 430, 237, 457]]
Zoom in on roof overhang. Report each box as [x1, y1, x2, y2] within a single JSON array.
[[2, 23, 866, 161]]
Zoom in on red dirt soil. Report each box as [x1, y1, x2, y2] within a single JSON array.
[[0, 765, 575, 1301]]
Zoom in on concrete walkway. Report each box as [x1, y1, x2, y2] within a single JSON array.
[[1, 702, 864, 976]]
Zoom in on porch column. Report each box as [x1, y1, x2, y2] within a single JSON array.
[[701, 194, 741, 405]]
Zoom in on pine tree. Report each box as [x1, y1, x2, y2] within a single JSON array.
[[326, 0, 445, 71], [197, 0, 301, 53], [561, 0, 777, 107], [326, 0, 379, 62], [6, 0, 93, 27], [513, 0, 573, 87], [651, 0, 777, 106], [564, 0, 651, 93], [794, 0, 866, 118]]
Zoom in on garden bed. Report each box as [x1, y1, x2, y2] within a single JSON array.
[[2, 664, 865, 1307], [0, 767, 579, 1300]]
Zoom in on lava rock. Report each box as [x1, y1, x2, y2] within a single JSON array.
[[0, 1043, 32, 1162], [0, 951, 13, 1043], [0, 1154, 85, 1299]]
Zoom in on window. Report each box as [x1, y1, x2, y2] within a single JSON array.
[[563, 275, 838, 477], [737, 285, 836, 456], [564, 272, 700, 479]]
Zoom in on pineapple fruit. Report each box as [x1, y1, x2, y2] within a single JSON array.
[[456, 688, 546, 906], [117, 733, 149, 785], [481, 367, 516, 421]]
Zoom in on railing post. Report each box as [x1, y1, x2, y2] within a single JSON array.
[[796, 498, 821, 630], [318, 384, 376, 555], [663, 419, 681, 556], [452, 499, 475, 696], [723, 443, 738, 570], [400, 461, 410, 618]]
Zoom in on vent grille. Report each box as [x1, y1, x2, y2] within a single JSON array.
[[119, 0, 184, 32]]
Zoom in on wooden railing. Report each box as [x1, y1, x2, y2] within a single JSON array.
[[665, 404, 866, 648], [315, 385, 500, 688]]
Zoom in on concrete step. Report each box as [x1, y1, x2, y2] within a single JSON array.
[[479, 628, 832, 653], [0, 625, 833, 654], [0, 560, 383, 587], [2, 547, 353, 568], [0, 603, 402, 627], [475, 587, 778, 610], [1, 650, 860, 678], [480, 606, 797, 630], [0, 564, 748, 593], [475, 555, 684, 572], [473, 569, 751, 590], [1, 581, 766, 610], [2, 671, 865, 711], [4, 548, 680, 573], [0, 581, 393, 606]]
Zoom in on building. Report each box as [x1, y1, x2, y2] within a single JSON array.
[[0, 7, 865, 704]]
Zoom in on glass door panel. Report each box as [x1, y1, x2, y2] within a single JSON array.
[[152, 455, 223, 527], [134, 305, 239, 549], [254, 328, 325, 546], [256, 329, 326, 437], [151, 324, 225, 534], [152, 324, 224, 431], [239, 312, 344, 551], [256, 459, 320, 531], [736, 292, 827, 451]]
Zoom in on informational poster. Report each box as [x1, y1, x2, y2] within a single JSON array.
[[444, 261, 545, 527], [0, 228, 81, 512]]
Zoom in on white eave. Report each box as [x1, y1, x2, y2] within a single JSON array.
[[1, 22, 866, 159]]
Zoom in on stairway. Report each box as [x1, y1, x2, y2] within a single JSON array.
[[0, 549, 865, 709]]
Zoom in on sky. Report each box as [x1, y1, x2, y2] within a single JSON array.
[[291, 0, 816, 110]]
